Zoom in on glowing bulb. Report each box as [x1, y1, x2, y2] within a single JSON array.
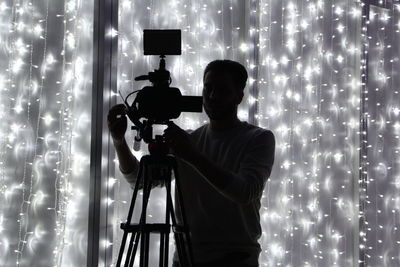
[[239, 43, 249, 52]]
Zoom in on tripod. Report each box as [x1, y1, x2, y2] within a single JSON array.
[[116, 142, 195, 267]]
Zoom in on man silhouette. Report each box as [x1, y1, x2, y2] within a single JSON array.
[[108, 60, 275, 267]]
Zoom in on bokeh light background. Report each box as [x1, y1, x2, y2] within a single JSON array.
[[1, 0, 399, 266]]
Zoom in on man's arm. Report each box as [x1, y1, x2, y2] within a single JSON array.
[[163, 122, 275, 204], [108, 104, 143, 188], [186, 130, 275, 205], [113, 138, 143, 189], [113, 138, 139, 175]]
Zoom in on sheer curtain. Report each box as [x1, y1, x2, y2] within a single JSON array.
[[257, 0, 361, 265], [0, 0, 93, 266], [363, 3, 400, 266], [2, 0, 397, 266]]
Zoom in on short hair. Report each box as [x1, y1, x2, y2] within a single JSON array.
[[203, 59, 248, 92]]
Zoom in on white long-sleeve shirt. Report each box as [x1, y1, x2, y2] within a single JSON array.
[[122, 121, 275, 264]]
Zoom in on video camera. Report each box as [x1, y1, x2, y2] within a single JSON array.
[[121, 30, 203, 146]]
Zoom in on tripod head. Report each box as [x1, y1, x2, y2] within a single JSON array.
[[147, 133, 170, 157], [135, 56, 170, 86]]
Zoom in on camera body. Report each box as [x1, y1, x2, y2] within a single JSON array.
[[135, 86, 203, 124], [123, 29, 203, 145]]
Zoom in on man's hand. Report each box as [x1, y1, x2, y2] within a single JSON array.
[[107, 104, 140, 175], [163, 122, 199, 163], [107, 104, 128, 144]]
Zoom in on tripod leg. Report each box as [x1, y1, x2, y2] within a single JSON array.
[[166, 184, 186, 266], [128, 226, 141, 267], [163, 233, 169, 267], [160, 232, 170, 267], [171, 162, 196, 267], [164, 168, 187, 266], [139, 166, 153, 267], [159, 233, 164, 267], [161, 168, 172, 267], [127, 161, 150, 267], [125, 232, 139, 267], [117, 158, 145, 267], [143, 231, 150, 267]]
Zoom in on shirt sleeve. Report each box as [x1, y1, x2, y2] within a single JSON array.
[[120, 164, 139, 189], [221, 130, 275, 204]]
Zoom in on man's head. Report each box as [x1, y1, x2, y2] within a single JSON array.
[[202, 60, 248, 120]]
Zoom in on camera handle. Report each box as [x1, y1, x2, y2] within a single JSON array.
[[135, 55, 171, 87], [116, 151, 195, 267]]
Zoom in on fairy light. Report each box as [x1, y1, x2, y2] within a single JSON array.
[[0, 0, 93, 266]]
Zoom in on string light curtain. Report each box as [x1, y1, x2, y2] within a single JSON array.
[[257, 0, 362, 266], [362, 2, 400, 266], [1, 0, 398, 267], [0, 0, 93, 266], [111, 0, 363, 266]]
